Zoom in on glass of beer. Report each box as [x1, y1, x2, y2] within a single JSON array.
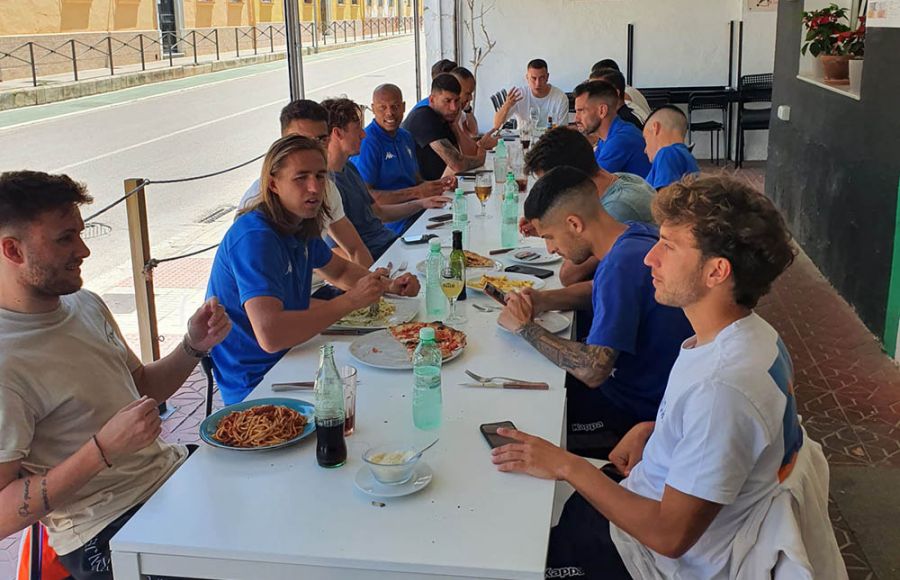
[[475, 170, 493, 218], [440, 266, 466, 324]]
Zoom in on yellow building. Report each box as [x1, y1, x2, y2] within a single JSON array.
[[0, 0, 158, 36]]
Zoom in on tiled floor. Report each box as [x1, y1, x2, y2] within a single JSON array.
[[4, 163, 898, 578]]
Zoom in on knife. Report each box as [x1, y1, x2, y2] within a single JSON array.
[[460, 382, 549, 390], [322, 328, 379, 336], [488, 248, 515, 255], [271, 381, 315, 392]]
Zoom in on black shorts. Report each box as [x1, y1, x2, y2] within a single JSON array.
[[565, 376, 641, 460], [546, 491, 632, 579]]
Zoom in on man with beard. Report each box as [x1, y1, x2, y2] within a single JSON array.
[[498, 166, 692, 457], [402, 74, 486, 180], [574, 80, 651, 178], [0, 170, 231, 579]]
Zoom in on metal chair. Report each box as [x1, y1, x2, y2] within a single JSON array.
[[201, 355, 217, 417], [640, 89, 671, 112], [736, 73, 773, 168], [688, 92, 729, 165], [489, 89, 516, 130]]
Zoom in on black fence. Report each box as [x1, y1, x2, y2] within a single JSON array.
[[0, 17, 420, 88]]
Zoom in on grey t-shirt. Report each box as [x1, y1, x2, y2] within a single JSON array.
[[601, 173, 656, 224]]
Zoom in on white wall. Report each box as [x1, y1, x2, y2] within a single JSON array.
[[426, 0, 777, 161]]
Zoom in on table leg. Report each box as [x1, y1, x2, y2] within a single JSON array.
[[111, 550, 142, 580]]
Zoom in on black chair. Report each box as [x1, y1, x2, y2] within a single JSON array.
[[566, 91, 575, 113], [736, 73, 773, 168], [688, 92, 729, 165], [489, 88, 516, 130], [201, 355, 217, 417], [639, 89, 671, 111]]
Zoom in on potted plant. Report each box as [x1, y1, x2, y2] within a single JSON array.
[[838, 17, 866, 92], [801, 3, 852, 85]]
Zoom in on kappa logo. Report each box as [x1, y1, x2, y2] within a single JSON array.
[[545, 566, 586, 578], [385, 152, 396, 160]]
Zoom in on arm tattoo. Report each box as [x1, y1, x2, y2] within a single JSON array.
[[518, 322, 618, 386], [17, 477, 32, 518], [41, 477, 51, 511], [432, 139, 481, 171]]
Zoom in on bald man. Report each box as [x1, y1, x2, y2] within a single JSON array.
[[351, 83, 455, 234], [642, 105, 700, 190]]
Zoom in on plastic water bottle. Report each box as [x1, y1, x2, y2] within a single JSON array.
[[505, 171, 519, 204], [501, 180, 519, 249], [425, 237, 447, 320], [493, 139, 508, 184], [413, 327, 442, 430], [452, 187, 468, 246], [314, 344, 346, 468]]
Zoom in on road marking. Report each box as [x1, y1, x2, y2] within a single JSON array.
[[49, 59, 413, 173], [0, 37, 413, 133]]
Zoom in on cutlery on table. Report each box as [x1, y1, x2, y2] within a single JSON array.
[[462, 369, 549, 390], [488, 248, 515, 255], [472, 304, 499, 313], [271, 381, 315, 392]]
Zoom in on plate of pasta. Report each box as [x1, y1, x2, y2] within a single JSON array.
[[200, 397, 316, 451], [330, 297, 420, 330]]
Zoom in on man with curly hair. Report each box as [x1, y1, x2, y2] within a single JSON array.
[[492, 175, 840, 579]]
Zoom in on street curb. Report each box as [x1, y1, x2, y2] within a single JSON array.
[[0, 34, 410, 112]]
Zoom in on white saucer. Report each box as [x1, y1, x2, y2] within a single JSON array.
[[354, 461, 434, 498]]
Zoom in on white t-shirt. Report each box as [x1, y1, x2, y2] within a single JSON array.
[[625, 85, 652, 121], [0, 291, 187, 554], [238, 176, 345, 227], [511, 85, 571, 128], [613, 313, 803, 579]]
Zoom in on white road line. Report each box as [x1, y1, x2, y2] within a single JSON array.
[[0, 37, 412, 134], [49, 59, 413, 173]]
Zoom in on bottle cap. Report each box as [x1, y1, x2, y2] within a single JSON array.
[[454, 187, 464, 197], [429, 237, 442, 251], [419, 327, 436, 341]]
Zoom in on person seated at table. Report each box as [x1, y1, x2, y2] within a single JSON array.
[[412, 58, 458, 110], [493, 59, 572, 130], [491, 176, 838, 580], [324, 97, 450, 258], [643, 105, 701, 190], [239, 99, 373, 268], [590, 67, 645, 130], [207, 135, 420, 404], [352, 84, 456, 235], [574, 80, 652, 178], [402, 74, 487, 180], [591, 59, 651, 121], [522, 127, 657, 287], [450, 66, 500, 152], [0, 170, 232, 580], [498, 167, 693, 458]]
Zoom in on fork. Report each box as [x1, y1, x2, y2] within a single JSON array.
[[391, 260, 408, 278], [472, 303, 498, 313], [368, 261, 394, 316], [465, 369, 547, 385]]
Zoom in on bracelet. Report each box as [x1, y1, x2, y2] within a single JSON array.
[[92, 435, 113, 468], [182, 334, 207, 359]]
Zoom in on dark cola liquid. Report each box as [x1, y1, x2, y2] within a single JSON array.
[[316, 417, 347, 468]]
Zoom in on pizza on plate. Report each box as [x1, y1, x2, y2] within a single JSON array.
[[469, 274, 535, 293], [463, 250, 496, 269], [388, 322, 467, 358]]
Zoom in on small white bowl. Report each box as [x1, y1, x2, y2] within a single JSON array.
[[362, 444, 421, 485]]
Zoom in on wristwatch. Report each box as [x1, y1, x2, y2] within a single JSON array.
[[182, 334, 208, 358]]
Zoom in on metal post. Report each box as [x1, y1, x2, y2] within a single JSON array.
[[124, 179, 160, 365], [253, 26, 259, 55], [168, 33, 174, 66], [28, 42, 37, 87], [312, 0, 320, 52], [626, 23, 634, 87], [728, 21, 735, 87], [71, 39, 79, 81], [214, 29, 220, 60], [139, 34, 146, 71], [269, 26, 274, 52], [413, 0, 422, 101], [192, 30, 198, 64], [107, 36, 115, 75], [235, 28, 240, 57], [283, 0, 306, 100]]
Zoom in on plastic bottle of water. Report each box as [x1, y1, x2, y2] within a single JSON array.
[[425, 237, 447, 320], [413, 327, 442, 430], [451, 187, 468, 246], [501, 177, 519, 249], [493, 138, 508, 185]]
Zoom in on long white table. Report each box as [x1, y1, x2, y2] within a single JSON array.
[[111, 187, 573, 579]]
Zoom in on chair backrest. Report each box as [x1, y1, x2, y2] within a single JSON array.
[[490, 90, 505, 112], [739, 73, 773, 105], [641, 89, 671, 112], [566, 91, 575, 113], [688, 92, 729, 113]]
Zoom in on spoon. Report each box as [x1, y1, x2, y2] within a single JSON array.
[[413, 438, 440, 459]]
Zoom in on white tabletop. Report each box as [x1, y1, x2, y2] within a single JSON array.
[[111, 182, 572, 580]]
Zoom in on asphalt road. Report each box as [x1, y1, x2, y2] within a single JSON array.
[[0, 36, 421, 287]]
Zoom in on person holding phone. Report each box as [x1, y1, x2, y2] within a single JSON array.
[[490, 176, 842, 580], [497, 166, 692, 459], [207, 135, 420, 405]]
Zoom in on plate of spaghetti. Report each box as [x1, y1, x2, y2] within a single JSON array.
[[199, 397, 316, 451]]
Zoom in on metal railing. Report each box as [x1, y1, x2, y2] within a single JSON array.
[[1, 17, 421, 87]]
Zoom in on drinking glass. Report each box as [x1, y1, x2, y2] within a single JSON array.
[[520, 123, 532, 151], [474, 171, 493, 218], [341, 365, 358, 436], [440, 266, 466, 324]]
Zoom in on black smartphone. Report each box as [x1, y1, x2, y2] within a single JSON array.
[[483, 282, 508, 305], [401, 233, 437, 245], [505, 265, 554, 279], [480, 421, 517, 449], [428, 213, 454, 223]]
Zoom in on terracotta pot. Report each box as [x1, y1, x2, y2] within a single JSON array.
[[820, 55, 850, 85]]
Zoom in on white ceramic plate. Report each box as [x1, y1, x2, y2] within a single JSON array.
[[466, 272, 546, 293], [507, 247, 563, 265], [354, 462, 433, 498], [329, 297, 420, 331], [498, 311, 571, 335], [349, 328, 466, 370]]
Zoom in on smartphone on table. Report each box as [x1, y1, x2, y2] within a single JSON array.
[[505, 265, 554, 279], [401, 233, 437, 245], [428, 213, 454, 223], [483, 282, 508, 306], [480, 421, 518, 449]]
